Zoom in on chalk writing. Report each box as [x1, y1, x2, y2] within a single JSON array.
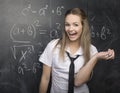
[[39, 5, 48, 16], [52, 6, 65, 16], [56, 23, 61, 30], [11, 45, 41, 75], [50, 23, 62, 39], [10, 24, 36, 43], [56, 6, 64, 16], [50, 29, 59, 39], [90, 15, 113, 40], [18, 62, 41, 75], [8, 1, 72, 76], [33, 20, 41, 27], [11, 45, 34, 60], [21, 3, 49, 16], [90, 25, 112, 40], [21, 3, 37, 16]]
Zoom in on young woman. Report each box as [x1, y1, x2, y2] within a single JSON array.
[[39, 8, 115, 93]]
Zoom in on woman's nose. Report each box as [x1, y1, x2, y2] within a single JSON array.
[[69, 26, 74, 31]]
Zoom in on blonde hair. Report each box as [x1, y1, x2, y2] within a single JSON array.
[[56, 8, 91, 64]]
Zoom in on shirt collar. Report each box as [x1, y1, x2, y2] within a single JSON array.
[[65, 46, 83, 57]]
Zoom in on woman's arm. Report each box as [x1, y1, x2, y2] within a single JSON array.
[[74, 49, 115, 87], [39, 64, 51, 93]]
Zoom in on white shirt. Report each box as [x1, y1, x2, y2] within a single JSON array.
[[39, 39, 98, 93]]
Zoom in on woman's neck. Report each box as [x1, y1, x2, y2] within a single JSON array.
[[68, 40, 80, 54]]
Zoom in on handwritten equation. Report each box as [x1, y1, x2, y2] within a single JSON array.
[[10, 2, 64, 43], [10, 22, 61, 43], [90, 15, 113, 40], [11, 45, 41, 75], [10, 2, 65, 75], [10, 24, 36, 43], [90, 25, 112, 40], [21, 3, 64, 16]]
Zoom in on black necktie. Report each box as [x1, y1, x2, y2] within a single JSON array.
[[66, 52, 80, 93]]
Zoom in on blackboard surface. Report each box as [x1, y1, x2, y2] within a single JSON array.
[[0, 0, 120, 93]]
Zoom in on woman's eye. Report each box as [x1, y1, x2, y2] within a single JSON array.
[[65, 24, 70, 26], [74, 24, 78, 26]]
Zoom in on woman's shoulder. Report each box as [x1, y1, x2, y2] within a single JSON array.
[[90, 44, 98, 54], [90, 44, 97, 49], [47, 38, 60, 47]]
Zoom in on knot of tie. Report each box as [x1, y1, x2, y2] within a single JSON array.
[[66, 52, 80, 93]]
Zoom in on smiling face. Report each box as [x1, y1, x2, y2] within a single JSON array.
[[65, 14, 83, 42]]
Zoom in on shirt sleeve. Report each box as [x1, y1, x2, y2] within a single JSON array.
[[39, 39, 58, 67], [90, 45, 98, 57]]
